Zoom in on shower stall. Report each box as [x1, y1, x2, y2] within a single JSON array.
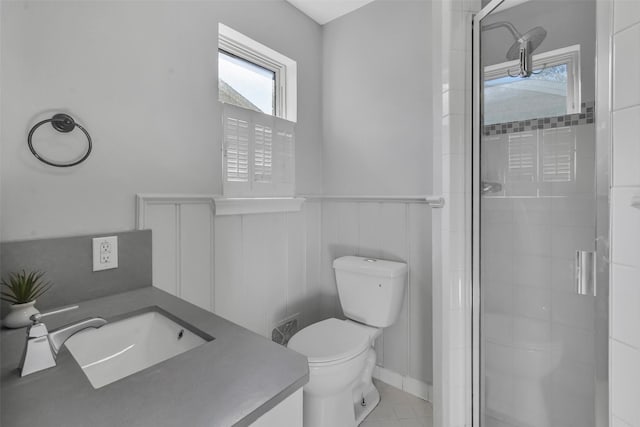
[[473, 0, 609, 426]]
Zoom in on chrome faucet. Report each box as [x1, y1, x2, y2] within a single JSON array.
[[18, 305, 107, 376]]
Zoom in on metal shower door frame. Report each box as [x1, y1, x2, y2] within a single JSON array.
[[471, 0, 612, 426]]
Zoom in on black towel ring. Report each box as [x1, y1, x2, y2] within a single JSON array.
[[27, 113, 92, 167]]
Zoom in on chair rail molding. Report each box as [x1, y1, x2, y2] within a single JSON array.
[[213, 196, 306, 216], [302, 195, 445, 208], [137, 194, 306, 221]]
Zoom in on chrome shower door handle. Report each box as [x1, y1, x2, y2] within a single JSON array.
[[575, 250, 596, 297]]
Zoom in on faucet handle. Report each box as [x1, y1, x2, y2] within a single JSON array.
[[30, 305, 79, 325]]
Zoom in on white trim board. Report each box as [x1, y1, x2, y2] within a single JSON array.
[[214, 196, 305, 216], [137, 194, 305, 218], [373, 366, 433, 402], [302, 195, 445, 208]]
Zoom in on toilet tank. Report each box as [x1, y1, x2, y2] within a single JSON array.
[[333, 256, 408, 328]]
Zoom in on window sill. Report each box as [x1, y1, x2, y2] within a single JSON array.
[[213, 196, 306, 216], [136, 194, 306, 221]]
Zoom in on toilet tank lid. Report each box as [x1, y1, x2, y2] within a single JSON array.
[[333, 256, 407, 278]]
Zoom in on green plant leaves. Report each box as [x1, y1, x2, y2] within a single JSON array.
[[0, 270, 52, 305]]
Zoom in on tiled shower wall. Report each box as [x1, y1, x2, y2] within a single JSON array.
[[433, 0, 478, 426], [481, 122, 598, 427], [483, 101, 595, 136], [439, 1, 640, 426], [610, 2, 640, 427]]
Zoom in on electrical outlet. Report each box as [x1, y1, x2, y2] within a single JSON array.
[[92, 236, 118, 271]]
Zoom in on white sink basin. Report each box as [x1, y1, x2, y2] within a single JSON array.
[[64, 308, 212, 389]]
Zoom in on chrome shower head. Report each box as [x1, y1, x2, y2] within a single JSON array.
[[505, 26, 547, 60], [482, 21, 547, 60]]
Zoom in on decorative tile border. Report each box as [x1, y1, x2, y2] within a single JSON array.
[[483, 101, 595, 136]]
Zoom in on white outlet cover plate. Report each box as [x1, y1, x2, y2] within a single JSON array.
[[92, 236, 118, 272]]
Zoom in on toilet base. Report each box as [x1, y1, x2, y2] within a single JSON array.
[[353, 382, 380, 425], [296, 323, 383, 427], [352, 347, 380, 425]]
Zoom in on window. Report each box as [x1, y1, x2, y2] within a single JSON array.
[[218, 24, 296, 122], [219, 50, 276, 116], [218, 24, 297, 197], [483, 45, 581, 125]]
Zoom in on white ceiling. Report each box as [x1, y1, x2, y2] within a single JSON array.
[[285, 0, 376, 25]]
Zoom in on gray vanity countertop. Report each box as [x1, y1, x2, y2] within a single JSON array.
[[0, 287, 309, 427]]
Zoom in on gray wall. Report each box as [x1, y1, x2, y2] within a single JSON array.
[[0, 1, 323, 241], [322, 0, 433, 196], [321, 0, 434, 386], [0, 0, 435, 388]]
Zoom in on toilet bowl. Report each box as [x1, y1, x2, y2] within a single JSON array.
[[288, 256, 408, 427], [288, 318, 381, 427]]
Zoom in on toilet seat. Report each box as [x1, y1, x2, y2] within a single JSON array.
[[288, 318, 373, 365]]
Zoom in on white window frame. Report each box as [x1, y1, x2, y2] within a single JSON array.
[[218, 23, 297, 122], [218, 24, 297, 198], [484, 44, 581, 114]]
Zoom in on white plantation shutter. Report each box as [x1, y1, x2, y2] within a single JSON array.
[[254, 123, 273, 183], [223, 103, 295, 196], [274, 125, 294, 187], [507, 132, 537, 182], [223, 110, 250, 186], [542, 128, 574, 183]]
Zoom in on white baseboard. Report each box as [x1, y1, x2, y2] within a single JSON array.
[[373, 366, 433, 402]]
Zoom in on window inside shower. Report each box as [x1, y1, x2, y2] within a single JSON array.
[[484, 45, 581, 125]]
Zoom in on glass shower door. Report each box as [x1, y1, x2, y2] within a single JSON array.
[[475, 1, 608, 426]]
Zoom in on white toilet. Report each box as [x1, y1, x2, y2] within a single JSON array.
[[288, 256, 407, 427]]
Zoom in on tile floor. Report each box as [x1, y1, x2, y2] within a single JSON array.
[[361, 380, 433, 427]]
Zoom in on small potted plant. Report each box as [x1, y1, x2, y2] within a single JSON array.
[[1, 270, 52, 328]]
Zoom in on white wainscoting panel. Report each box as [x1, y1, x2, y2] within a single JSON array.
[[286, 209, 307, 323], [136, 194, 433, 392], [321, 200, 433, 387], [137, 194, 324, 339], [214, 215, 246, 323], [303, 200, 324, 325], [137, 195, 215, 311], [379, 203, 409, 375], [242, 213, 289, 335], [408, 204, 433, 383], [179, 203, 215, 311], [142, 203, 179, 296], [214, 203, 324, 336]]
